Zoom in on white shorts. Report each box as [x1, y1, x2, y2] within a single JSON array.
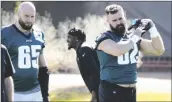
[[14, 90, 43, 101]]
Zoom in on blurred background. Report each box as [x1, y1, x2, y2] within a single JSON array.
[[1, 1, 171, 101]]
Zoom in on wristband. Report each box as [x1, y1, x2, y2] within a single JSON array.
[[149, 26, 160, 38], [38, 67, 49, 98]]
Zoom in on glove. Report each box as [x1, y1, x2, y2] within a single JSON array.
[[127, 32, 141, 50], [129, 19, 149, 37], [132, 27, 144, 37], [141, 19, 155, 28], [141, 19, 160, 38], [128, 32, 141, 44], [129, 19, 156, 37]]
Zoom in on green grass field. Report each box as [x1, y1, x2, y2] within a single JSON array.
[[49, 90, 171, 101], [49, 73, 171, 101]]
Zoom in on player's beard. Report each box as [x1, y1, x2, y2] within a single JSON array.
[[110, 23, 126, 37], [67, 43, 73, 50], [68, 42, 77, 50], [19, 19, 33, 30], [68, 46, 72, 50]]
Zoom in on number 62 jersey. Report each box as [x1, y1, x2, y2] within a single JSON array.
[[95, 31, 140, 84], [1, 24, 45, 92]]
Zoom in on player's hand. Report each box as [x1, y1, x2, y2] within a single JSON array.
[[132, 27, 144, 37], [128, 33, 141, 44], [130, 19, 153, 37], [141, 19, 155, 28], [91, 91, 97, 102], [43, 96, 49, 102], [128, 33, 141, 50], [141, 19, 159, 38]]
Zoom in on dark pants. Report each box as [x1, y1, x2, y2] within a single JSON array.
[[1, 91, 5, 102], [85, 76, 99, 102], [95, 88, 99, 102], [99, 80, 136, 102]]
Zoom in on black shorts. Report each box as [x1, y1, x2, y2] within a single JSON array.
[[99, 80, 136, 102]]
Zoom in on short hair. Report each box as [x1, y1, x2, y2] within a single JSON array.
[[105, 4, 124, 15], [68, 28, 86, 42], [18, 1, 36, 13]]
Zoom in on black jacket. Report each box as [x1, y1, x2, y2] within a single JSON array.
[[76, 45, 100, 92]]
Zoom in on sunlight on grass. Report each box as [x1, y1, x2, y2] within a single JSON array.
[[50, 91, 171, 101], [50, 91, 91, 101], [137, 92, 171, 101]]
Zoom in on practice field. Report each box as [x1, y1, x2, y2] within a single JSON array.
[[49, 72, 171, 101]]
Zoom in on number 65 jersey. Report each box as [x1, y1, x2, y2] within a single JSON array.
[[1, 24, 45, 92], [95, 31, 140, 84]]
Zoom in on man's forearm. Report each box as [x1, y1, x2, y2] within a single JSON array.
[[116, 40, 134, 56], [99, 39, 133, 56], [4, 76, 14, 101], [148, 23, 165, 55], [151, 36, 165, 55]]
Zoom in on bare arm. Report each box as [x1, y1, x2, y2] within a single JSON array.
[[38, 53, 47, 67], [140, 36, 165, 56], [139, 19, 165, 56], [4, 76, 14, 101], [97, 39, 133, 56]]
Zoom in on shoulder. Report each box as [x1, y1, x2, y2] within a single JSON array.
[[80, 43, 93, 54], [32, 26, 45, 42], [1, 24, 13, 30], [96, 31, 115, 43], [33, 26, 44, 36], [1, 24, 14, 36], [95, 31, 115, 49], [81, 43, 93, 48]]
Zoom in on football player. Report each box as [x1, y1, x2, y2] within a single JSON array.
[[96, 4, 165, 102], [1, 2, 49, 102]]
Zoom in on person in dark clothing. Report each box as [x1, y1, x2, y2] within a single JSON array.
[[1, 44, 15, 102], [67, 28, 100, 102]]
